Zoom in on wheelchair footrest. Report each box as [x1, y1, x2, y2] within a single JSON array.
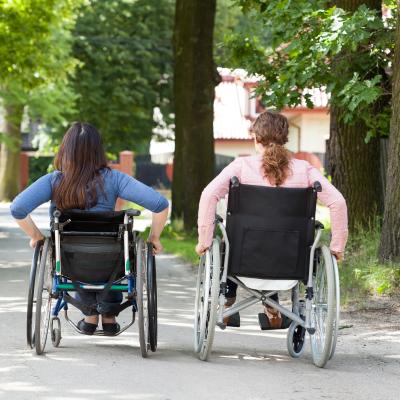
[[258, 313, 291, 330], [225, 312, 240, 328]]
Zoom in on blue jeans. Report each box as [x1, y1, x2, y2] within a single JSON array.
[[76, 290, 123, 317]]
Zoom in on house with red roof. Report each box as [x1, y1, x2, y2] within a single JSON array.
[[213, 68, 329, 169]]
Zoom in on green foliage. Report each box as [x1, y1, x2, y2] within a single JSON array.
[[0, 0, 80, 131], [70, 0, 174, 154], [214, 0, 271, 63], [340, 223, 400, 305], [28, 156, 53, 185], [224, 0, 395, 138]]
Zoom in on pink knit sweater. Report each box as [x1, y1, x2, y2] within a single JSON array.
[[197, 155, 348, 253]]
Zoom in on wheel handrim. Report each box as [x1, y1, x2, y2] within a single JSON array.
[[310, 246, 335, 367], [35, 238, 53, 354], [312, 259, 328, 354]]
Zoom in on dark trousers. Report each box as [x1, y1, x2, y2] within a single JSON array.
[[76, 290, 123, 317], [226, 278, 279, 302]]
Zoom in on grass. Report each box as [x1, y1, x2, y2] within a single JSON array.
[[339, 224, 400, 305]]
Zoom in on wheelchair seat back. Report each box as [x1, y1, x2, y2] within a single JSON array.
[[54, 210, 131, 283], [226, 178, 318, 281]]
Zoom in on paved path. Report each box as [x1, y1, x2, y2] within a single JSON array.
[[0, 204, 399, 400]]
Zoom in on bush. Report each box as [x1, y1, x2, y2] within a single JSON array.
[[29, 156, 53, 184], [340, 224, 400, 305]]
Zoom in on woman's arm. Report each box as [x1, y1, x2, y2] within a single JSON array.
[[148, 207, 169, 254], [307, 164, 348, 261], [15, 216, 45, 248], [196, 158, 242, 255], [114, 171, 169, 253], [10, 173, 54, 247]]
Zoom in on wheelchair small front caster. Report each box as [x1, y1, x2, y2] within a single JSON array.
[[51, 317, 62, 348], [287, 321, 306, 358]]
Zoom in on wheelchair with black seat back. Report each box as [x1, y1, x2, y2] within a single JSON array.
[[194, 177, 340, 368], [27, 208, 157, 358]]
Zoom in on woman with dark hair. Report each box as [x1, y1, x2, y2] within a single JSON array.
[[196, 110, 348, 329], [11, 122, 169, 335]]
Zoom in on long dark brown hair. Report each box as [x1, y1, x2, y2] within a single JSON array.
[[251, 110, 291, 186], [53, 122, 108, 210]]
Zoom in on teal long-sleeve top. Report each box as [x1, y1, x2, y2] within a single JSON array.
[[10, 168, 169, 219]]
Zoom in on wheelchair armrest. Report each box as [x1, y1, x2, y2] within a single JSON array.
[[125, 208, 141, 217], [215, 214, 224, 223], [315, 220, 324, 230], [313, 181, 322, 192]]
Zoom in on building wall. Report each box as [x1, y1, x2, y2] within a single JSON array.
[[214, 139, 256, 157], [299, 112, 330, 153]]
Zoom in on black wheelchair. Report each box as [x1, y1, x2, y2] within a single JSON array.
[[194, 177, 340, 368], [27, 209, 157, 358]]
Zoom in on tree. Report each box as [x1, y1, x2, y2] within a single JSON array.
[[379, 3, 400, 262], [71, 0, 174, 154], [328, 0, 384, 231], [225, 0, 395, 229], [0, 0, 79, 201], [173, 0, 217, 230]]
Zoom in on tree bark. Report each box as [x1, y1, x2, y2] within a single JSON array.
[[0, 101, 23, 201], [379, 3, 400, 262], [172, 0, 217, 230], [328, 0, 383, 230]]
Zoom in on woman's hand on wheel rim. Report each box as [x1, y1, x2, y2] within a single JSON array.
[[148, 236, 163, 254], [331, 250, 344, 262], [195, 243, 208, 256], [30, 234, 44, 249]]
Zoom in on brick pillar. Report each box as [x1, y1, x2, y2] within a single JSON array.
[[20, 152, 29, 190], [115, 151, 134, 211], [119, 151, 134, 175]]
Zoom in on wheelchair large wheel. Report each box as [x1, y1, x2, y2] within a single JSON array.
[[146, 242, 157, 352], [27, 242, 43, 348], [194, 238, 220, 361], [137, 238, 150, 358], [34, 238, 54, 355], [310, 245, 335, 368]]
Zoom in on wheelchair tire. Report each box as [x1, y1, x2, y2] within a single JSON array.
[[137, 238, 149, 358], [34, 238, 53, 355], [51, 317, 62, 348], [310, 245, 335, 368], [329, 256, 340, 360], [194, 238, 220, 361], [146, 242, 157, 352], [287, 321, 306, 358], [27, 242, 42, 348]]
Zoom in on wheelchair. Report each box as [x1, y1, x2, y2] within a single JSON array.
[[194, 177, 340, 368], [26, 209, 157, 358]]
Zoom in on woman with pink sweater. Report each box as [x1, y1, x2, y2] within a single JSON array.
[[196, 110, 348, 329]]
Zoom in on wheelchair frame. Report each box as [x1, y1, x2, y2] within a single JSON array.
[[194, 218, 340, 368], [26, 209, 157, 358]]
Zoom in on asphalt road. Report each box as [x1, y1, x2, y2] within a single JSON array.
[[0, 203, 399, 400]]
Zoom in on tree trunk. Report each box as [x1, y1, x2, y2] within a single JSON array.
[[0, 102, 23, 201], [379, 4, 400, 262], [328, 0, 383, 230], [172, 0, 217, 230]]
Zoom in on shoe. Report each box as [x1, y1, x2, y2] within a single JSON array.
[[77, 319, 97, 335], [258, 306, 291, 330], [102, 322, 120, 336], [223, 297, 240, 327]]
